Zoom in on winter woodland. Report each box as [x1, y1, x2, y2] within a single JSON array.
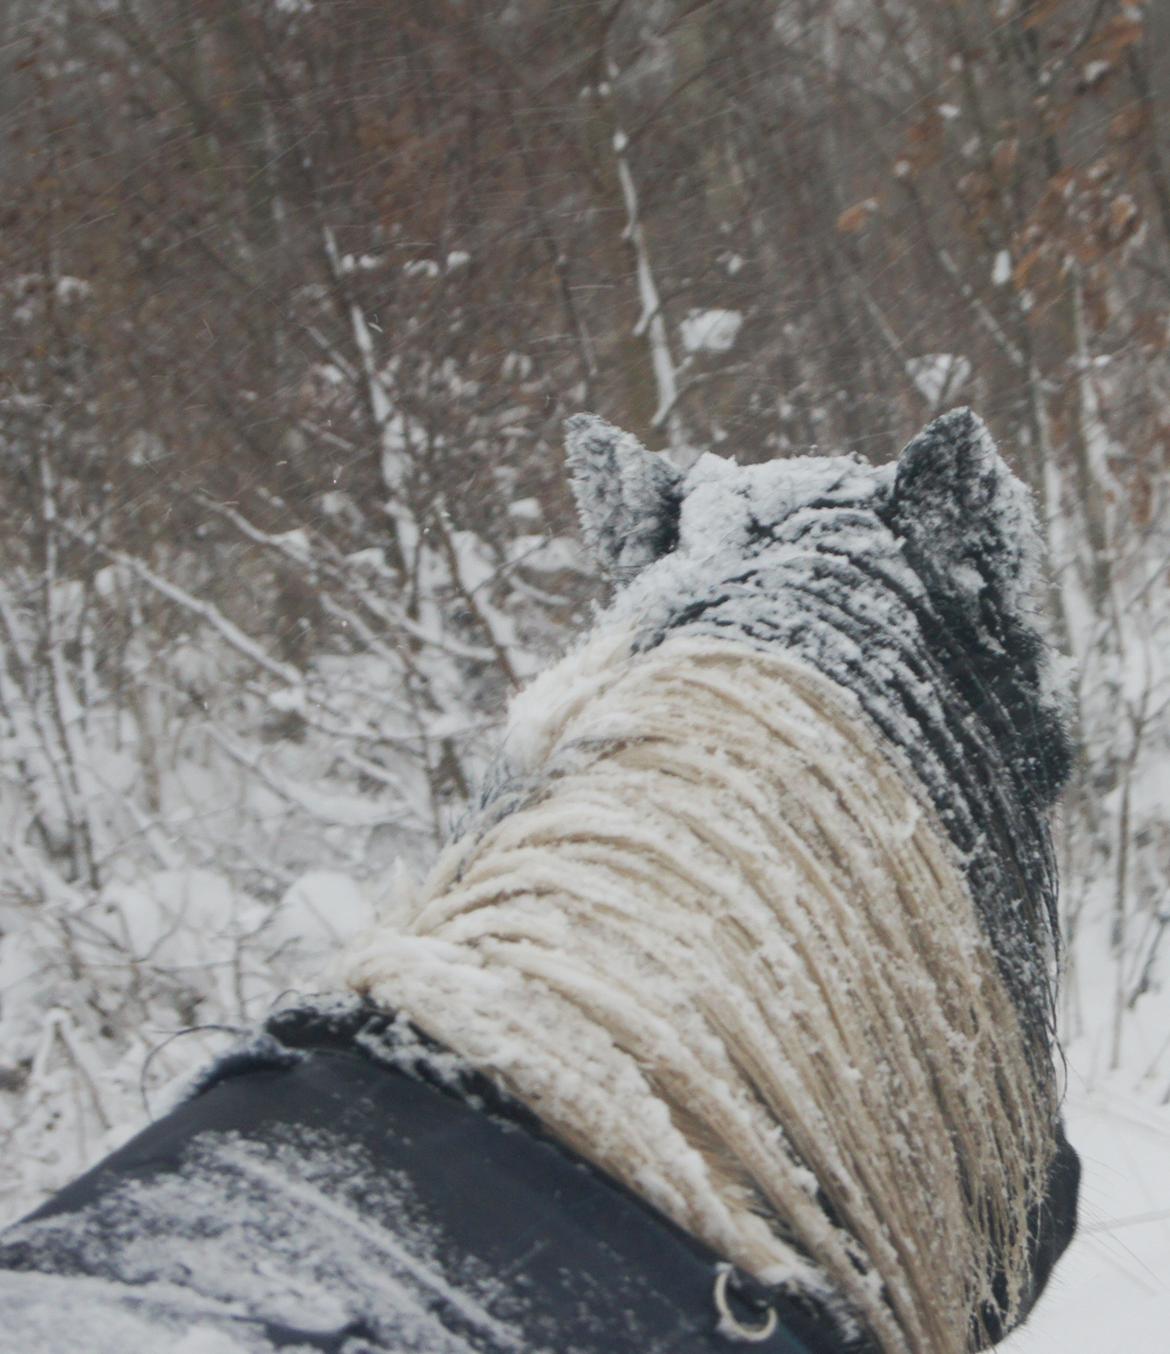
[[1, 3, 1169, 1347]]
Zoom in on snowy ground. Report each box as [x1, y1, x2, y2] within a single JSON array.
[[1004, 1078, 1170, 1351], [1001, 918, 1170, 1353]]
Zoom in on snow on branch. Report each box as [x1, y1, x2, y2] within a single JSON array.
[[611, 118, 688, 456], [67, 530, 303, 688]]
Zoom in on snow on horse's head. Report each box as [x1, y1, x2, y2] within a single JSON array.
[[343, 410, 1079, 1353]]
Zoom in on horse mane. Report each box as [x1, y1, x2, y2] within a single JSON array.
[[341, 629, 1058, 1353]]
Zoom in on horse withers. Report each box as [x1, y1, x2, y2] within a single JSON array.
[[0, 410, 1079, 1353]]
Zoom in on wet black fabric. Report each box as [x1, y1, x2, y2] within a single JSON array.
[[0, 1003, 859, 1353]]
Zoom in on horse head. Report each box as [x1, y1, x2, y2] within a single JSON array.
[[349, 408, 1079, 1351]]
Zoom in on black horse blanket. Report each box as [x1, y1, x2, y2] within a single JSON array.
[[0, 1003, 850, 1353]]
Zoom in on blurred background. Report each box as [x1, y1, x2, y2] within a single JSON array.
[[1, 2, 1168, 1345]]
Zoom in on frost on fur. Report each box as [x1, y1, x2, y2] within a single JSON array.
[[888, 409, 1071, 808], [564, 414, 682, 574], [889, 407, 1041, 632]]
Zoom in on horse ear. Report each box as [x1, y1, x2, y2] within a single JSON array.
[[888, 408, 1040, 623], [565, 414, 683, 574]]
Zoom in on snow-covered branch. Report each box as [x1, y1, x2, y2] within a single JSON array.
[[611, 117, 688, 455]]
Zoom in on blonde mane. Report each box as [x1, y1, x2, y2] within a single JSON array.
[[341, 631, 1058, 1352]]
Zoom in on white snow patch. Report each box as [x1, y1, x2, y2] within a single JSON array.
[[906, 353, 971, 406], [171, 1330, 251, 1354], [54, 276, 91, 302], [680, 308, 743, 354], [267, 685, 306, 714], [506, 497, 542, 524], [269, 870, 376, 963], [508, 534, 587, 574]]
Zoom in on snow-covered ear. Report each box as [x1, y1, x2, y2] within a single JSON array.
[[565, 414, 683, 575], [888, 408, 1039, 624], [889, 408, 1071, 805]]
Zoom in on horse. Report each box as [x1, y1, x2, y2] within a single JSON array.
[[0, 409, 1079, 1353]]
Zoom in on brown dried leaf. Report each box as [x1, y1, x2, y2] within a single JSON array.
[[958, 170, 997, 209], [1087, 17, 1146, 63], [1013, 246, 1047, 291], [1084, 274, 1111, 331], [1072, 234, 1105, 266], [1132, 310, 1168, 353], [907, 109, 945, 149], [1021, 0, 1067, 31], [993, 138, 1019, 178], [1109, 103, 1150, 144], [836, 200, 877, 235], [1108, 194, 1141, 245], [1130, 468, 1153, 530]]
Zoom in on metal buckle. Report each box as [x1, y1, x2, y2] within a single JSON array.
[[714, 1265, 779, 1343]]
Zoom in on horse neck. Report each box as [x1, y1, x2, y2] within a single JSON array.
[[341, 634, 1057, 1354]]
